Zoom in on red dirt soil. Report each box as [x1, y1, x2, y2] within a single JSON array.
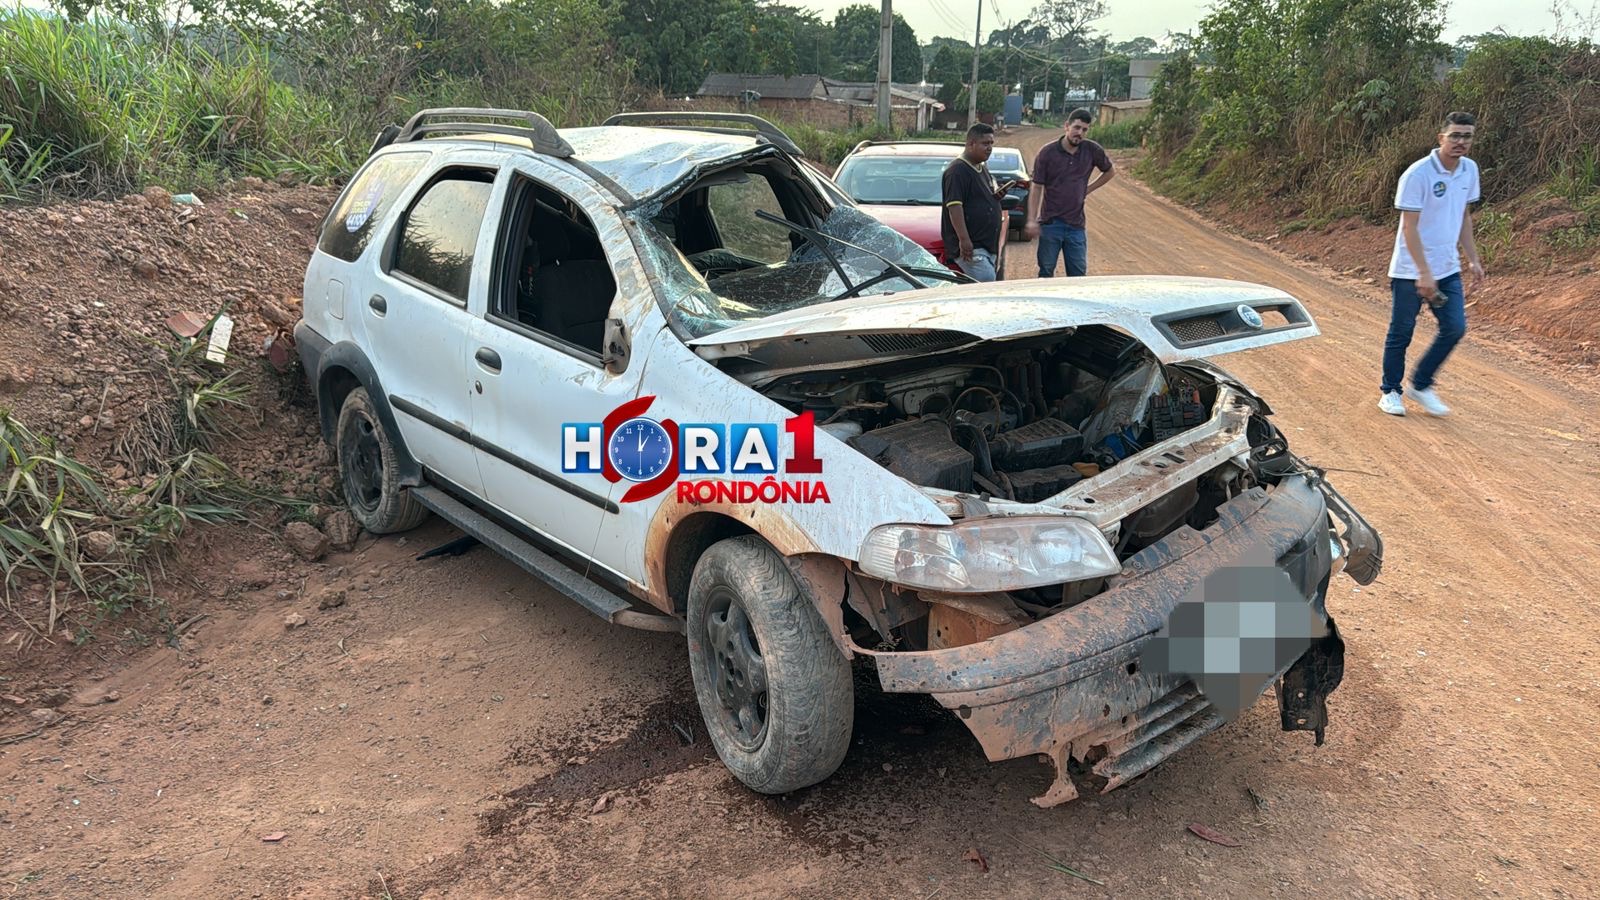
[[2, 136, 1598, 897]]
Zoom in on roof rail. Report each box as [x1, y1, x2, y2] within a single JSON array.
[[394, 108, 574, 158], [600, 112, 803, 158]]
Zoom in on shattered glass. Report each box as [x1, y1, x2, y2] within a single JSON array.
[[635, 203, 947, 340]]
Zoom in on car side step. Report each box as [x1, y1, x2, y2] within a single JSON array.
[[407, 485, 682, 633]]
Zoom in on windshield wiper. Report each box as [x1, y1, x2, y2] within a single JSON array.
[[753, 209, 929, 296]]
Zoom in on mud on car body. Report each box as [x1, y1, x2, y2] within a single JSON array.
[[295, 109, 1383, 806]]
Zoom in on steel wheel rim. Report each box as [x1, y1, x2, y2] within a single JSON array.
[[343, 415, 384, 514], [702, 585, 768, 752]]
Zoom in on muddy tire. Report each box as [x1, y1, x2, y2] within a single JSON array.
[[335, 387, 428, 534], [687, 536, 853, 795]]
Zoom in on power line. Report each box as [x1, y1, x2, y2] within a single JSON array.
[[927, 0, 968, 35]]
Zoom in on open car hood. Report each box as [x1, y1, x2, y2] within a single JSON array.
[[687, 276, 1320, 373]]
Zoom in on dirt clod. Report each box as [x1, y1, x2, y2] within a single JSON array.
[[324, 510, 360, 552], [28, 708, 63, 726], [285, 522, 329, 561], [81, 531, 117, 560], [283, 612, 308, 630]]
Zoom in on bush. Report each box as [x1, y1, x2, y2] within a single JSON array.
[[1138, 0, 1600, 237], [952, 80, 1005, 117], [1089, 118, 1146, 149]]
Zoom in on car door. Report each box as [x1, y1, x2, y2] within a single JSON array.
[[362, 161, 501, 499], [466, 160, 653, 577]]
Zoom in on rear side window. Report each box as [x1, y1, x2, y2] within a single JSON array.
[[391, 171, 495, 302], [318, 152, 428, 262]]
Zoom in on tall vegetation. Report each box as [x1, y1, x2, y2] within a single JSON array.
[[1143, 0, 1600, 240], [0, 0, 632, 200]]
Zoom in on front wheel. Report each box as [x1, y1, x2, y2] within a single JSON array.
[[687, 536, 853, 794], [335, 387, 428, 534]]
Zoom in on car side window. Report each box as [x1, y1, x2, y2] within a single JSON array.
[[390, 169, 496, 304], [707, 173, 794, 264], [318, 152, 428, 262], [489, 175, 618, 356]]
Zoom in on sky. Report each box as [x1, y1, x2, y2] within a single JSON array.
[[785, 0, 1572, 46]]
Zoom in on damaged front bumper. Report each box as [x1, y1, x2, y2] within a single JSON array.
[[861, 474, 1373, 807]]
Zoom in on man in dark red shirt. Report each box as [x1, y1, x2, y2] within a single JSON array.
[[1025, 107, 1114, 277]]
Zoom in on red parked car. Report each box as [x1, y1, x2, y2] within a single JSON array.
[[830, 140, 1022, 279]]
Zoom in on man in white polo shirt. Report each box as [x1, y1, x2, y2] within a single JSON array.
[[1378, 111, 1486, 417]]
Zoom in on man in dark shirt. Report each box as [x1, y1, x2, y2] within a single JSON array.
[[1025, 107, 1114, 277], [941, 123, 1003, 282]]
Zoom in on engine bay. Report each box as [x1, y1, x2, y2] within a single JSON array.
[[765, 325, 1214, 502], [753, 327, 1320, 646]]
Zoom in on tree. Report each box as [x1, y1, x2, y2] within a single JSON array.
[[1101, 52, 1131, 97], [767, 5, 834, 76], [953, 80, 1005, 115], [926, 43, 970, 104], [613, 0, 742, 94], [705, 2, 806, 77], [1027, 0, 1106, 50], [830, 3, 921, 82], [1113, 36, 1159, 57]]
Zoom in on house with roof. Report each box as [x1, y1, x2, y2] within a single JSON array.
[[689, 74, 944, 131]]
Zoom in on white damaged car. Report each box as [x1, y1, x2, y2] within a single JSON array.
[[295, 109, 1383, 806]]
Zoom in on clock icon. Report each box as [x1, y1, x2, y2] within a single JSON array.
[[607, 416, 674, 482]]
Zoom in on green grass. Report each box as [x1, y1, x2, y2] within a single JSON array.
[[0, 7, 355, 202], [1088, 118, 1147, 149]]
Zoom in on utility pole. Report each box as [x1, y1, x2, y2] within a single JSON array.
[[967, 0, 983, 127], [876, 0, 893, 128]]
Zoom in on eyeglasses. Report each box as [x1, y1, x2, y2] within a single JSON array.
[[1443, 132, 1475, 142]]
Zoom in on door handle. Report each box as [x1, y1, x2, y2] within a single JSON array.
[[368, 294, 387, 315], [474, 347, 502, 373]]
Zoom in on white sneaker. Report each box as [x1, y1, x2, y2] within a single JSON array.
[[1377, 392, 1406, 416], [1405, 386, 1451, 416]]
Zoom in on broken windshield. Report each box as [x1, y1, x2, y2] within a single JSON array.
[[636, 203, 950, 340]]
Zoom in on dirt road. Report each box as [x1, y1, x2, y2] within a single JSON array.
[[4, 128, 1597, 899]]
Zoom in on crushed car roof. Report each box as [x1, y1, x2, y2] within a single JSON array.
[[428, 125, 768, 201], [563, 126, 769, 199]]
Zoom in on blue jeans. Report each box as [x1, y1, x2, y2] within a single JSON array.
[[1382, 273, 1466, 394], [1037, 220, 1087, 277], [954, 247, 997, 282]]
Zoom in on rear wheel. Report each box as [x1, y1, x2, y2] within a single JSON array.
[[335, 387, 428, 534], [687, 536, 853, 794]]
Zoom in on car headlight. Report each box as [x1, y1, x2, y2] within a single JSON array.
[[858, 517, 1121, 593]]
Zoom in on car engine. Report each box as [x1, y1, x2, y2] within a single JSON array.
[[762, 325, 1221, 542]]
